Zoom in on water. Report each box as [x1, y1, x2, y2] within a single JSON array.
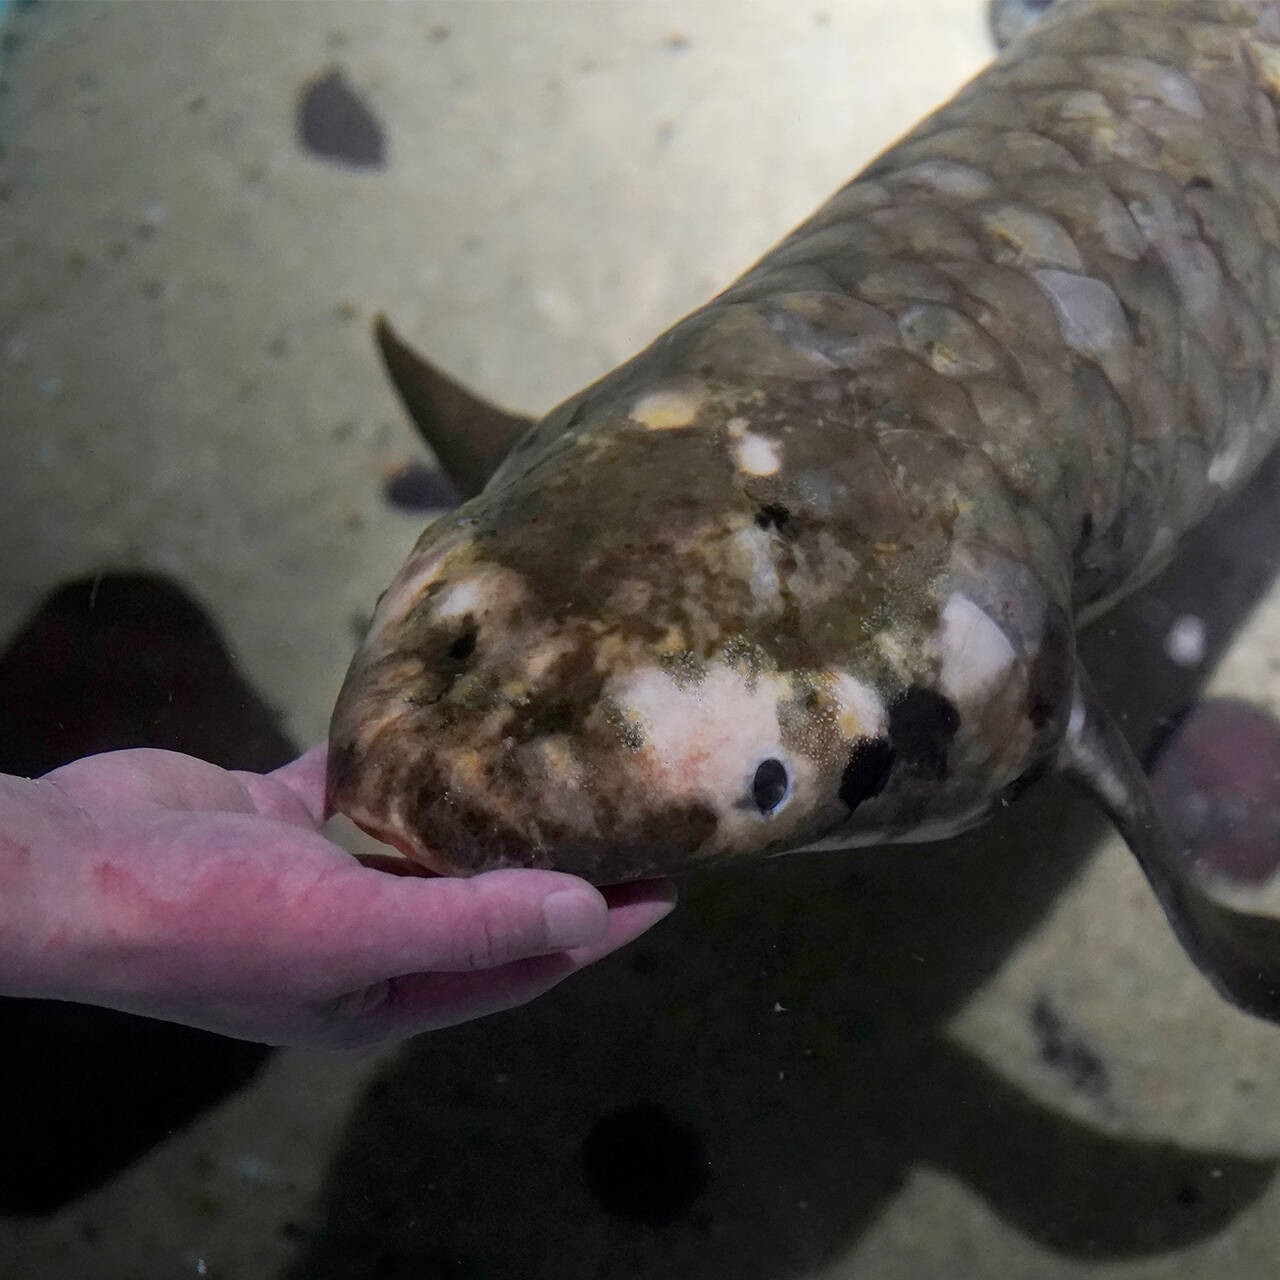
[[2, 3, 1279, 1278]]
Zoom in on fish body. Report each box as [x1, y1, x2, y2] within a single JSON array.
[[330, 1, 1280, 1018]]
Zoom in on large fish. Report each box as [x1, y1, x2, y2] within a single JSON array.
[[329, 0, 1280, 1020]]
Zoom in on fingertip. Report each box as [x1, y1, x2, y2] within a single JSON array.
[[542, 887, 610, 950]]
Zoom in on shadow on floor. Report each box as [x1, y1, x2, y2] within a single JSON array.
[[283, 449, 1280, 1276], [0, 572, 293, 1214]]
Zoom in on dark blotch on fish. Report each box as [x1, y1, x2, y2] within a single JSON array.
[[296, 68, 386, 169], [581, 1103, 708, 1223], [1027, 605, 1071, 730], [839, 736, 895, 810], [754, 503, 793, 534], [887, 687, 959, 779]]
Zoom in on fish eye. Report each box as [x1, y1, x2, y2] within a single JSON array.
[[751, 758, 790, 815], [839, 736, 895, 811]]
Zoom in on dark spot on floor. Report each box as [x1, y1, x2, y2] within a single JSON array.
[[1031, 995, 1109, 1098], [1149, 698, 1280, 886], [296, 68, 386, 169], [382, 460, 459, 512], [581, 1103, 709, 1222]]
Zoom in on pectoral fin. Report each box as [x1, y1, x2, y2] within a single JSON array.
[[374, 315, 534, 499], [1058, 670, 1280, 1021]]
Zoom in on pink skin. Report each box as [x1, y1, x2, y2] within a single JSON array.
[[0, 744, 675, 1050]]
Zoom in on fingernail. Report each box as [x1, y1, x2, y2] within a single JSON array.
[[543, 889, 608, 949]]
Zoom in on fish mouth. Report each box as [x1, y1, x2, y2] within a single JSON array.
[[348, 815, 447, 876], [325, 778, 451, 876]]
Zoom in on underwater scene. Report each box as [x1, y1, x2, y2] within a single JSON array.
[[5, 1, 1280, 1276]]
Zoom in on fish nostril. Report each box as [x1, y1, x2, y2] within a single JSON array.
[[448, 626, 477, 663], [752, 757, 790, 814], [754, 503, 793, 534]]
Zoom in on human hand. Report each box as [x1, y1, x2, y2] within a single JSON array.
[[0, 745, 675, 1049]]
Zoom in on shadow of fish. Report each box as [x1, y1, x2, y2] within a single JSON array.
[[330, 0, 1280, 1024]]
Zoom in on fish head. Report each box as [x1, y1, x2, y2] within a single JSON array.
[[328, 373, 1077, 882]]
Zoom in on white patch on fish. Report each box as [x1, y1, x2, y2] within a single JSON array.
[[603, 662, 816, 843], [829, 671, 885, 740], [435, 563, 527, 621], [631, 382, 707, 430], [938, 593, 1017, 703], [733, 432, 782, 475]]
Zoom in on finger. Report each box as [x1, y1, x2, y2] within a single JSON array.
[[261, 743, 329, 826], [317, 867, 612, 984], [319, 881, 678, 1046], [573, 878, 678, 962]]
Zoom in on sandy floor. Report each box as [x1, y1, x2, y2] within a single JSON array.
[[4, 2, 1280, 1277]]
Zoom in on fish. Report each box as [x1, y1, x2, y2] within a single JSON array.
[[328, 0, 1280, 1021]]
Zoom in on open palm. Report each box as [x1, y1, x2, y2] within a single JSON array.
[[0, 745, 674, 1049]]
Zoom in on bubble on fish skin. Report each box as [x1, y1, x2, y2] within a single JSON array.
[[630, 381, 707, 430]]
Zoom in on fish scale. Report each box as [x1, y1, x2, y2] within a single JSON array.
[[330, 1, 1280, 1022]]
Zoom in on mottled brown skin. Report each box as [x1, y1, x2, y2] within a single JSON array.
[[331, 2, 1280, 891]]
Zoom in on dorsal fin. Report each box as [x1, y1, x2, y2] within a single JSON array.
[[373, 315, 534, 499], [1059, 670, 1280, 1021]]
